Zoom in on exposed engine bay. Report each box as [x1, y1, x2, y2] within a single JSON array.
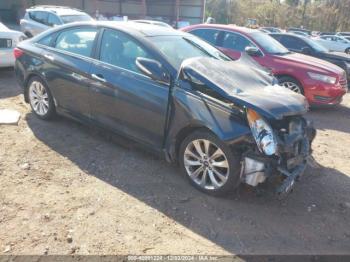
[[240, 115, 316, 197]]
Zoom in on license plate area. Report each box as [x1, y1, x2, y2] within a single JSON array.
[[0, 39, 12, 48]]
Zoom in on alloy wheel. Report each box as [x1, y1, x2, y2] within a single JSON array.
[[281, 81, 302, 94], [183, 139, 229, 190], [29, 81, 50, 116]]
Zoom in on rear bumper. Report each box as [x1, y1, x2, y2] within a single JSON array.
[[0, 48, 14, 67]]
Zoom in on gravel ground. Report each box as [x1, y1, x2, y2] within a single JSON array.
[[0, 68, 350, 255]]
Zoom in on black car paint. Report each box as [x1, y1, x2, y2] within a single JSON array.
[[15, 22, 312, 188], [270, 33, 350, 81]]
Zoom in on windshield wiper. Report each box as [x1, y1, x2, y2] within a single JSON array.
[[183, 38, 218, 59]]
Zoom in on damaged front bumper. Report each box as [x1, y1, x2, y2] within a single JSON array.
[[240, 117, 316, 197]]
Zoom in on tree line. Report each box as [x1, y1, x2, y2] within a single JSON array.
[[205, 0, 350, 32]]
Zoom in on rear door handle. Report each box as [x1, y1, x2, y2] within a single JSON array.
[[44, 53, 54, 61], [91, 73, 106, 83]]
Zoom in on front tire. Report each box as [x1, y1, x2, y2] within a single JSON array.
[[27, 77, 56, 120], [278, 76, 304, 94], [179, 130, 241, 196]]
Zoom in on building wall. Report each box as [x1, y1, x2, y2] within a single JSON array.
[[0, 0, 205, 25]]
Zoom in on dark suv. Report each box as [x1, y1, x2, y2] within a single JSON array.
[[270, 33, 350, 83]]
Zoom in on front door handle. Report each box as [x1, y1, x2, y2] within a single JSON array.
[[91, 73, 106, 83], [44, 53, 54, 61]]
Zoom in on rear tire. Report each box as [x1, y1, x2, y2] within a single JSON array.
[[179, 130, 241, 196], [27, 77, 56, 120], [278, 76, 304, 95]]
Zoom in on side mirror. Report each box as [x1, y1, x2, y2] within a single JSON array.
[[245, 46, 262, 57], [136, 57, 170, 85], [301, 47, 312, 55]]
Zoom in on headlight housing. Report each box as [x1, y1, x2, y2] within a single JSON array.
[[307, 72, 336, 84], [247, 109, 277, 156]]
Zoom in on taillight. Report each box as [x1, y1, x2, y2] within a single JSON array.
[[13, 47, 24, 59]]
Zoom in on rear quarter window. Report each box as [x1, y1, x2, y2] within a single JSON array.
[[190, 29, 220, 45], [54, 28, 97, 57]]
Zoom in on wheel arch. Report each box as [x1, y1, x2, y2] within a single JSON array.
[[275, 74, 304, 94], [167, 121, 251, 163], [23, 73, 50, 103]]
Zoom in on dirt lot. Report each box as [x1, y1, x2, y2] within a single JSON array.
[[0, 68, 350, 255]]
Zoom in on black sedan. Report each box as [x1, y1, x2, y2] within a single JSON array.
[[270, 33, 350, 83], [14, 22, 315, 197]]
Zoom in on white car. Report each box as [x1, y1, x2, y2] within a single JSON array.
[[132, 20, 172, 28], [20, 5, 93, 37], [0, 23, 26, 67], [313, 35, 350, 54]]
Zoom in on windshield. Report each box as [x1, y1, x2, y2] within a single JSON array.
[[150, 35, 231, 69], [60, 14, 92, 24], [304, 37, 329, 52], [250, 31, 290, 55]]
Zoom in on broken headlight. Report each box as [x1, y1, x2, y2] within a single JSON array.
[[247, 109, 277, 156]]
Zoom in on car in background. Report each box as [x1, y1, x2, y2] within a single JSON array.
[[0, 23, 26, 67], [14, 21, 316, 197], [287, 27, 312, 36], [313, 35, 350, 54], [337, 32, 350, 37], [20, 5, 93, 37], [289, 30, 310, 37], [133, 20, 172, 28], [260, 27, 282, 33], [270, 33, 350, 84], [182, 24, 347, 106]]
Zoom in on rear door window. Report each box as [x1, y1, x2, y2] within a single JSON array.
[[54, 27, 98, 57], [280, 36, 307, 51], [30, 11, 48, 25], [220, 31, 255, 52], [47, 14, 62, 26], [99, 28, 152, 73], [190, 29, 220, 46]]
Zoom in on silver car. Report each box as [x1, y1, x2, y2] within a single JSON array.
[[313, 35, 350, 54], [20, 5, 93, 37]]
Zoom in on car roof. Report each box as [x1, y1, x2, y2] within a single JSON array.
[[27, 5, 87, 16], [186, 24, 259, 34], [99, 21, 183, 36], [44, 21, 186, 37]]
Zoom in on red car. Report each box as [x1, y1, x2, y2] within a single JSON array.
[[182, 24, 348, 106]]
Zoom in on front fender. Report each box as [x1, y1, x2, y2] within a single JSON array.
[[164, 86, 251, 162]]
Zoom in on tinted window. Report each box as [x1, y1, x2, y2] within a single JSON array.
[[280, 36, 307, 50], [99, 29, 151, 73], [190, 29, 220, 45], [38, 34, 55, 46], [151, 35, 230, 69], [47, 14, 61, 26], [30, 11, 48, 25], [221, 32, 255, 51], [250, 32, 289, 55], [55, 28, 97, 57]]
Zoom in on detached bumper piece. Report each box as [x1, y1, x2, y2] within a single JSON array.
[[241, 117, 316, 198]]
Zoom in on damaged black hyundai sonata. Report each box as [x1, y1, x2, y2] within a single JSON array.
[[14, 22, 316, 197]]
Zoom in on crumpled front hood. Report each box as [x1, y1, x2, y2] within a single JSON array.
[[180, 57, 309, 120]]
